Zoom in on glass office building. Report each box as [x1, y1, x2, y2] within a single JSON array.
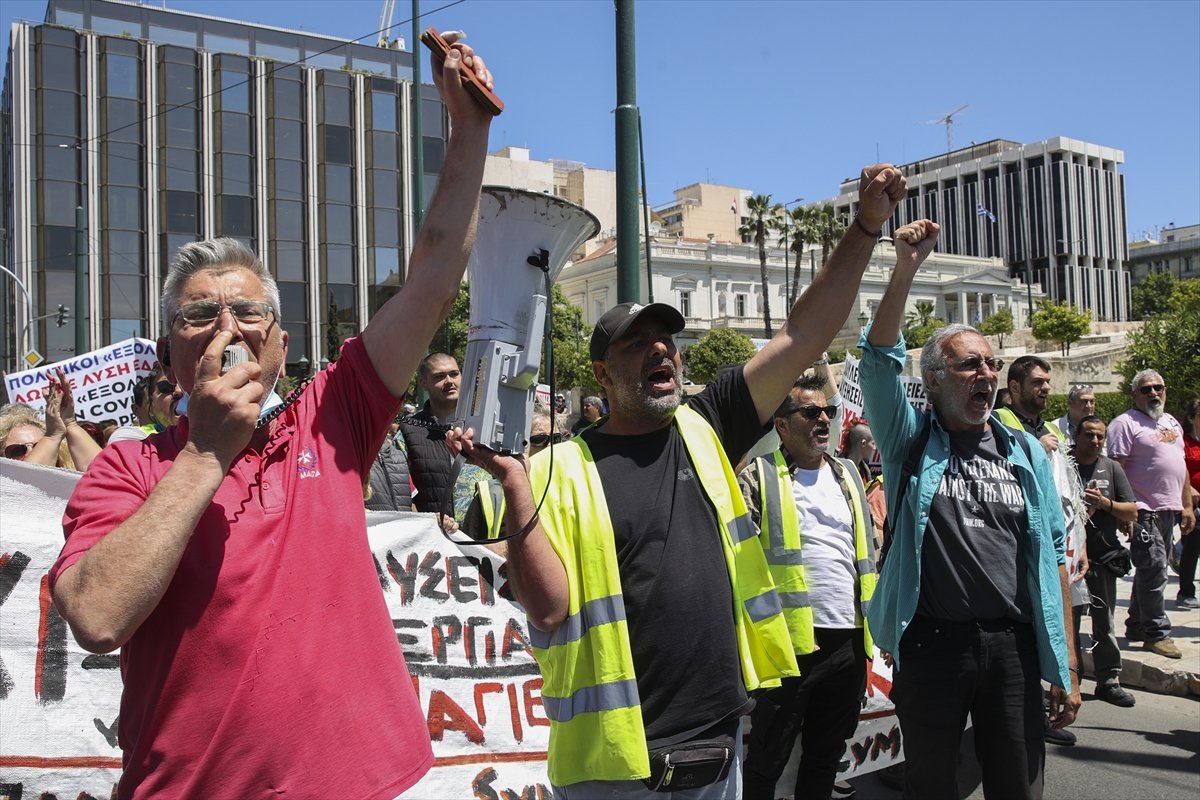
[[2, 0, 447, 373]]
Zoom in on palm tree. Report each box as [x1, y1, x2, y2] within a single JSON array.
[[774, 206, 820, 307], [738, 194, 782, 337], [905, 300, 937, 329], [813, 203, 848, 269]]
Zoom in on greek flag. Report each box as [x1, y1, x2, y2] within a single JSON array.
[[976, 202, 996, 223]]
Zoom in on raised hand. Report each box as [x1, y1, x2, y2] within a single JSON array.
[[857, 164, 907, 232], [430, 32, 494, 130], [185, 330, 263, 468], [893, 219, 940, 271]]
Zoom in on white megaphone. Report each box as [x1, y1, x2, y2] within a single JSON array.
[[456, 187, 600, 454]]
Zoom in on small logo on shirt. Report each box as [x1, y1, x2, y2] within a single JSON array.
[[677, 467, 695, 482], [297, 446, 321, 479]]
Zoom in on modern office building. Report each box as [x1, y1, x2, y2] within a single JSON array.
[[1127, 223, 1200, 286], [1, 0, 446, 374], [820, 137, 1130, 321]]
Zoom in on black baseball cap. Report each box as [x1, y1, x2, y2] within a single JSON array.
[[589, 302, 686, 361]]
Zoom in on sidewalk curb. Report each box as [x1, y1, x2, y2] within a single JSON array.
[[1083, 650, 1200, 698]]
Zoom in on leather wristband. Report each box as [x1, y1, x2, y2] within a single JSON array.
[[854, 216, 882, 238]]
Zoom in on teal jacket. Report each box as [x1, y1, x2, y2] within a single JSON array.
[[857, 329, 1071, 690]]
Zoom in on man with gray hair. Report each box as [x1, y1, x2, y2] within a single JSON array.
[[48, 35, 496, 799], [860, 219, 1078, 800], [1053, 383, 1099, 449], [1104, 369, 1195, 659], [572, 394, 604, 434]]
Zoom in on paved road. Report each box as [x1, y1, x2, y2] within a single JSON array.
[[841, 687, 1200, 799]]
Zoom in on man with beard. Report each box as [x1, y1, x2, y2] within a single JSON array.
[[737, 375, 877, 800], [1053, 383, 1098, 449], [1105, 369, 1196, 659], [860, 219, 1078, 800], [451, 164, 909, 796]]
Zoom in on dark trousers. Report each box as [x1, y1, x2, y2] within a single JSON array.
[[743, 628, 866, 800], [1083, 566, 1122, 685], [1127, 510, 1174, 642], [891, 616, 1044, 800], [1178, 528, 1200, 600]]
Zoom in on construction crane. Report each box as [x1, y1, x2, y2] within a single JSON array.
[[377, 0, 396, 48], [924, 104, 969, 154]]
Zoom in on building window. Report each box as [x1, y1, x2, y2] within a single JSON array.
[[679, 290, 691, 318], [735, 294, 747, 318]]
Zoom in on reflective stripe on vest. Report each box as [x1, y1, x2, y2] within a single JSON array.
[[526, 404, 798, 786]]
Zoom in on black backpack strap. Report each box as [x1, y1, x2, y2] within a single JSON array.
[[879, 419, 931, 568]]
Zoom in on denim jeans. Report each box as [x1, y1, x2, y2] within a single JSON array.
[[742, 628, 866, 800], [892, 615, 1044, 800], [1126, 510, 1175, 642], [552, 721, 743, 800]]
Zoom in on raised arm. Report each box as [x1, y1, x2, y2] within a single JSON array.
[[868, 220, 940, 348], [48, 367, 102, 471], [361, 33, 494, 398], [743, 165, 906, 425]]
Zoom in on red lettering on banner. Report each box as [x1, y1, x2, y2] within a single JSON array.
[[427, 689, 485, 744], [506, 683, 523, 743], [523, 679, 549, 728], [474, 681, 504, 726], [501, 618, 532, 661], [865, 662, 892, 698], [35, 574, 68, 702]]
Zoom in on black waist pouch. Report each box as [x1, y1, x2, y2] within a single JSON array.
[[642, 740, 733, 792], [1094, 546, 1132, 577]]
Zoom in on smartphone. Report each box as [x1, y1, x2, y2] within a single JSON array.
[[419, 28, 505, 116], [221, 345, 249, 374]]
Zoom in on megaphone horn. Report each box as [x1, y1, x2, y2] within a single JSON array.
[[456, 187, 600, 454]]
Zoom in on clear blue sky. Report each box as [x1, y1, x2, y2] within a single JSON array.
[[4, 0, 1198, 239]]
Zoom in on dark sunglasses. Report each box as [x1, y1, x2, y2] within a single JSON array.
[[4, 442, 35, 459], [1138, 384, 1166, 395], [529, 432, 569, 447], [784, 405, 838, 421], [154, 381, 177, 395]]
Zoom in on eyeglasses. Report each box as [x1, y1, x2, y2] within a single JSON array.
[[951, 356, 1004, 374], [174, 300, 275, 326], [4, 442, 35, 459], [784, 405, 838, 421], [1138, 384, 1166, 395], [529, 432, 569, 447]]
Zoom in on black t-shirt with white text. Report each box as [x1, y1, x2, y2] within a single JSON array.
[[580, 367, 767, 747], [918, 427, 1034, 623]]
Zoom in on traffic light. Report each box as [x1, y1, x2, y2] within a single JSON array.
[[55, 304, 69, 327]]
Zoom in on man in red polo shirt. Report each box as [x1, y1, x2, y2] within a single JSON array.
[[49, 34, 495, 799]]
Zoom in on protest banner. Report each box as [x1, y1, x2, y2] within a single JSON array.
[[1, 459, 899, 799], [3, 339, 158, 426], [837, 353, 928, 474]]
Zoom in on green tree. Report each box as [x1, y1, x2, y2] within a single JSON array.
[[541, 283, 596, 394], [1119, 278, 1200, 419], [1130, 272, 1176, 320], [1031, 299, 1091, 356], [685, 328, 758, 384], [813, 203, 848, 269], [774, 205, 820, 307], [977, 308, 1014, 348], [738, 194, 782, 338], [902, 300, 947, 348], [429, 282, 470, 362]]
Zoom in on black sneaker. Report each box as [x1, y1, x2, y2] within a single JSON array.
[[1095, 683, 1136, 707], [1044, 725, 1077, 746]]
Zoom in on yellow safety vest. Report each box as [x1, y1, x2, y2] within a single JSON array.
[[995, 407, 1065, 444], [754, 451, 877, 655], [527, 404, 799, 787], [475, 479, 505, 540]]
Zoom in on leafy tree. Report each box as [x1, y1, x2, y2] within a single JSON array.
[[1130, 272, 1176, 320], [738, 194, 782, 338], [773, 205, 820, 307], [902, 300, 947, 348], [541, 283, 596, 394], [977, 308, 1014, 348], [429, 282, 471, 362], [1031, 299, 1091, 356], [1119, 278, 1200, 419], [813, 203, 848, 269], [685, 328, 758, 384]]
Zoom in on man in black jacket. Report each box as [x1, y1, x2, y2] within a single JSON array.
[[398, 352, 461, 513]]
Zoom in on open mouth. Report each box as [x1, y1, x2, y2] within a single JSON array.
[[645, 362, 677, 392], [969, 385, 994, 409]]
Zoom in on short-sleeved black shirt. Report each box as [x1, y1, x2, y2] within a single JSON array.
[[1076, 455, 1135, 557], [580, 367, 768, 747]]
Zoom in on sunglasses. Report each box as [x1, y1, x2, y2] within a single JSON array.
[[952, 356, 1005, 374], [1138, 384, 1166, 395], [784, 405, 838, 421], [154, 381, 177, 395], [4, 442, 35, 459], [529, 432, 569, 447]]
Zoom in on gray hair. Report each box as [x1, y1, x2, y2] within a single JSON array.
[[1067, 383, 1094, 402], [533, 409, 570, 435], [581, 395, 602, 410], [1131, 369, 1163, 390], [161, 238, 281, 330], [919, 323, 980, 378]]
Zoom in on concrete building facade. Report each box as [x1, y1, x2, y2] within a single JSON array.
[[2, 0, 445, 374], [821, 137, 1131, 322], [1127, 223, 1200, 285]]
